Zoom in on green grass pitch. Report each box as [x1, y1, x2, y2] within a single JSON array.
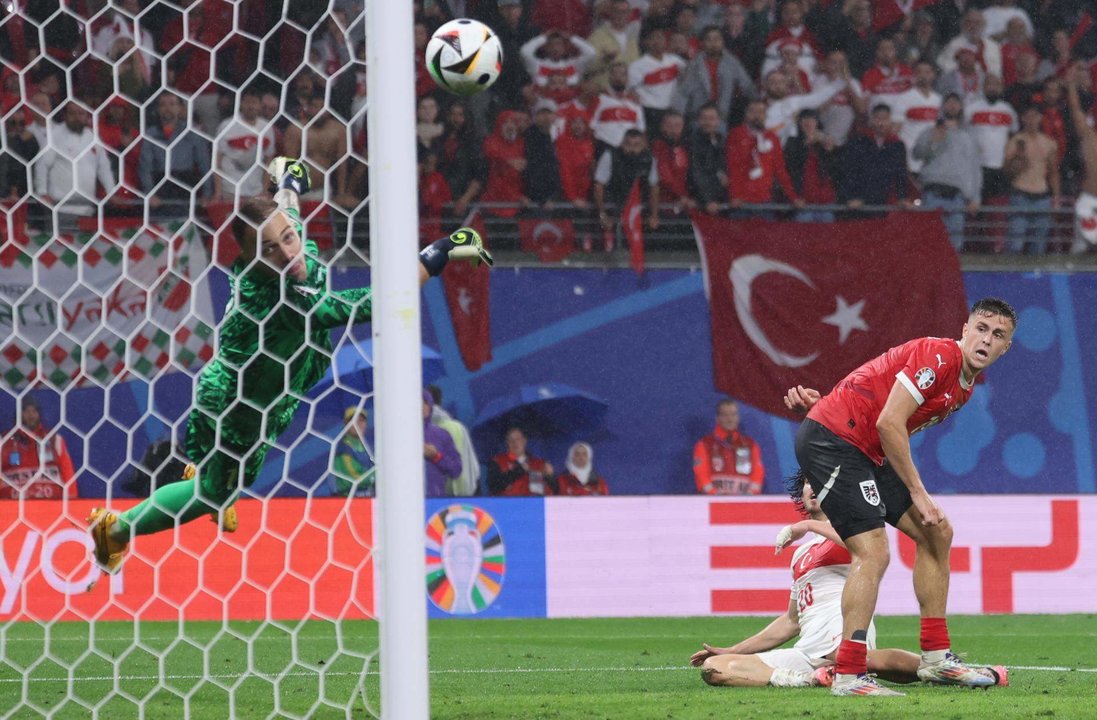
[[2, 614, 1093, 718]]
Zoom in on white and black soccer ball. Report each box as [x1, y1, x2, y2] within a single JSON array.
[[425, 18, 503, 96]]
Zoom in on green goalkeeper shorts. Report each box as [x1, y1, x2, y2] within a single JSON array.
[[185, 403, 272, 503]]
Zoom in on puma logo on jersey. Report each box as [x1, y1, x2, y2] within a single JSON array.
[[936, 353, 945, 368]]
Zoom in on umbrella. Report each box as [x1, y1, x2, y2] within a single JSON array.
[[472, 382, 609, 449], [310, 337, 445, 398]]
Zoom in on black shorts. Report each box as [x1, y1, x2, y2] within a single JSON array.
[[794, 419, 913, 540]]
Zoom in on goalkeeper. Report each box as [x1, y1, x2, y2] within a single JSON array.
[[88, 158, 492, 575]]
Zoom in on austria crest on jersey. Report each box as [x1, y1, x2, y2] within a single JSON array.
[[426, 18, 503, 96], [860, 480, 881, 506]]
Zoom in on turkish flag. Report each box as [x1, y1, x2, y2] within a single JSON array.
[[442, 209, 492, 371], [693, 212, 968, 419], [518, 216, 575, 262], [623, 181, 645, 274]]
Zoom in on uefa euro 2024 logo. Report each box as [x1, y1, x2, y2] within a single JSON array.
[[425, 505, 505, 614]]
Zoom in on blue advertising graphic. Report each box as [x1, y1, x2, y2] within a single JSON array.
[[4, 267, 1094, 497], [425, 498, 546, 619]]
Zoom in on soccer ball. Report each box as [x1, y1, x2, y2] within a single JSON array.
[[425, 18, 503, 96]]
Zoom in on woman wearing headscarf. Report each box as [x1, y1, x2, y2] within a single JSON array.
[[555, 442, 610, 496]]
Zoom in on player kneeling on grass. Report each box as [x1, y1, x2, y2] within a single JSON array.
[[690, 474, 1008, 692], [87, 157, 493, 576]]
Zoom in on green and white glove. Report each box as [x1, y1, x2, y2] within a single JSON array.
[[267, 156, 311, 196], [419, 227, 494, 276]]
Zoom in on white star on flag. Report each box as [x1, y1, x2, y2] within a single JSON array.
[[822, 295, 868, 344]]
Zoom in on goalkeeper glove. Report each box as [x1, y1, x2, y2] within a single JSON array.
[[267, 157, 311, 196], [419, 227, 494, 277]]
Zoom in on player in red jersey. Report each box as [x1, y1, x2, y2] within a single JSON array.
[[783, 297, 1016, 696]]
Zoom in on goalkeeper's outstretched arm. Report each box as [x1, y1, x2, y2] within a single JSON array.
[[268, 156, 494, 288]]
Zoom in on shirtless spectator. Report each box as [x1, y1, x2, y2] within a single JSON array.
[[283, 92, 352, 207], [1003, 104, 1059, 255]]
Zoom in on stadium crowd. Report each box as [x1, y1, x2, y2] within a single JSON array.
[[1, 0, 1096, 255]]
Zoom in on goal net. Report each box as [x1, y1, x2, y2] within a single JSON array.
[[0, 1, 388, 717]]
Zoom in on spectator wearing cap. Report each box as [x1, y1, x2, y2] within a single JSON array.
[[784, 108, 840, 222], [840, 104, 910, 213], [524, 99, 562, 206], [1, 395, 76, 500], [590, 61, 645, 153], [628, 25, 687, 132], [687, 103, 728, 215], [520, 30, 599, 94], [587, 0, 641, 90], [937, 9, 1001, 78], [672, 25, 756, 126], [938, 46, 986, 103], [1003, 103, 1060, 255], [33, 101, 117, 219], [913, 93, 983, 251]]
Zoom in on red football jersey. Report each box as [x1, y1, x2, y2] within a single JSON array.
[[807, 337, 974, 465]]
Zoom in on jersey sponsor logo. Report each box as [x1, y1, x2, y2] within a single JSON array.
[[914, 366, 935, 389], [860, 479, 881, 506]]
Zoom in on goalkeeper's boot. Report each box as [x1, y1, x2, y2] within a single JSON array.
[[813, 665, 835, 687], [87, 508, 128, 575], [830, 673, 905, 696], [917, 651, 996, 686], [214, 505, 239, 533]]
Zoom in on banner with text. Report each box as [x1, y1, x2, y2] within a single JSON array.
[[0, 498, 374, 622], [0, 223, 215, 389]]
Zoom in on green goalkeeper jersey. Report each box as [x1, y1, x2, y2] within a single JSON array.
[[188, 207, 371, 471]]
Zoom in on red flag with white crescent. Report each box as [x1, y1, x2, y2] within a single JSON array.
[[623, 180, 645, 275], [442, 208, 493, 371], [692, 212, 968, 418], [518, 217, 575, 262]]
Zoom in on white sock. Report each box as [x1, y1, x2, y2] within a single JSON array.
[[922, 649, 950, 664], [769, 668, 813, 687]]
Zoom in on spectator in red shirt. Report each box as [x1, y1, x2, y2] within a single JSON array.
[[650, 111, 693, 212], [1040, 78, 1069, 170], [726, 99, 801, 211], [862, 37, 914, 100], [413, 20, 436, 99], [481, 110, 530, 217], [783, 108, 839, 222], [488, 428, 556, 496], [693, 398, 764, 496], [556, 114, 596, 208], [1, 395, 76, 500], [762, 0, 821, 80], [418, 151, 452, 245], [999, 17, 1037, 89], [556, 442, 610, 496]]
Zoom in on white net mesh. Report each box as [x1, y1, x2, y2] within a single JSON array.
[[0, 1, 379, 717]]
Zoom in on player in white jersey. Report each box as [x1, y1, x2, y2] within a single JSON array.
[[690, 476, 1008, 690]]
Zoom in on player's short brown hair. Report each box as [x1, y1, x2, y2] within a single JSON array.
[[970, 297, 1018, 328], [232, 197, 279, 259]]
